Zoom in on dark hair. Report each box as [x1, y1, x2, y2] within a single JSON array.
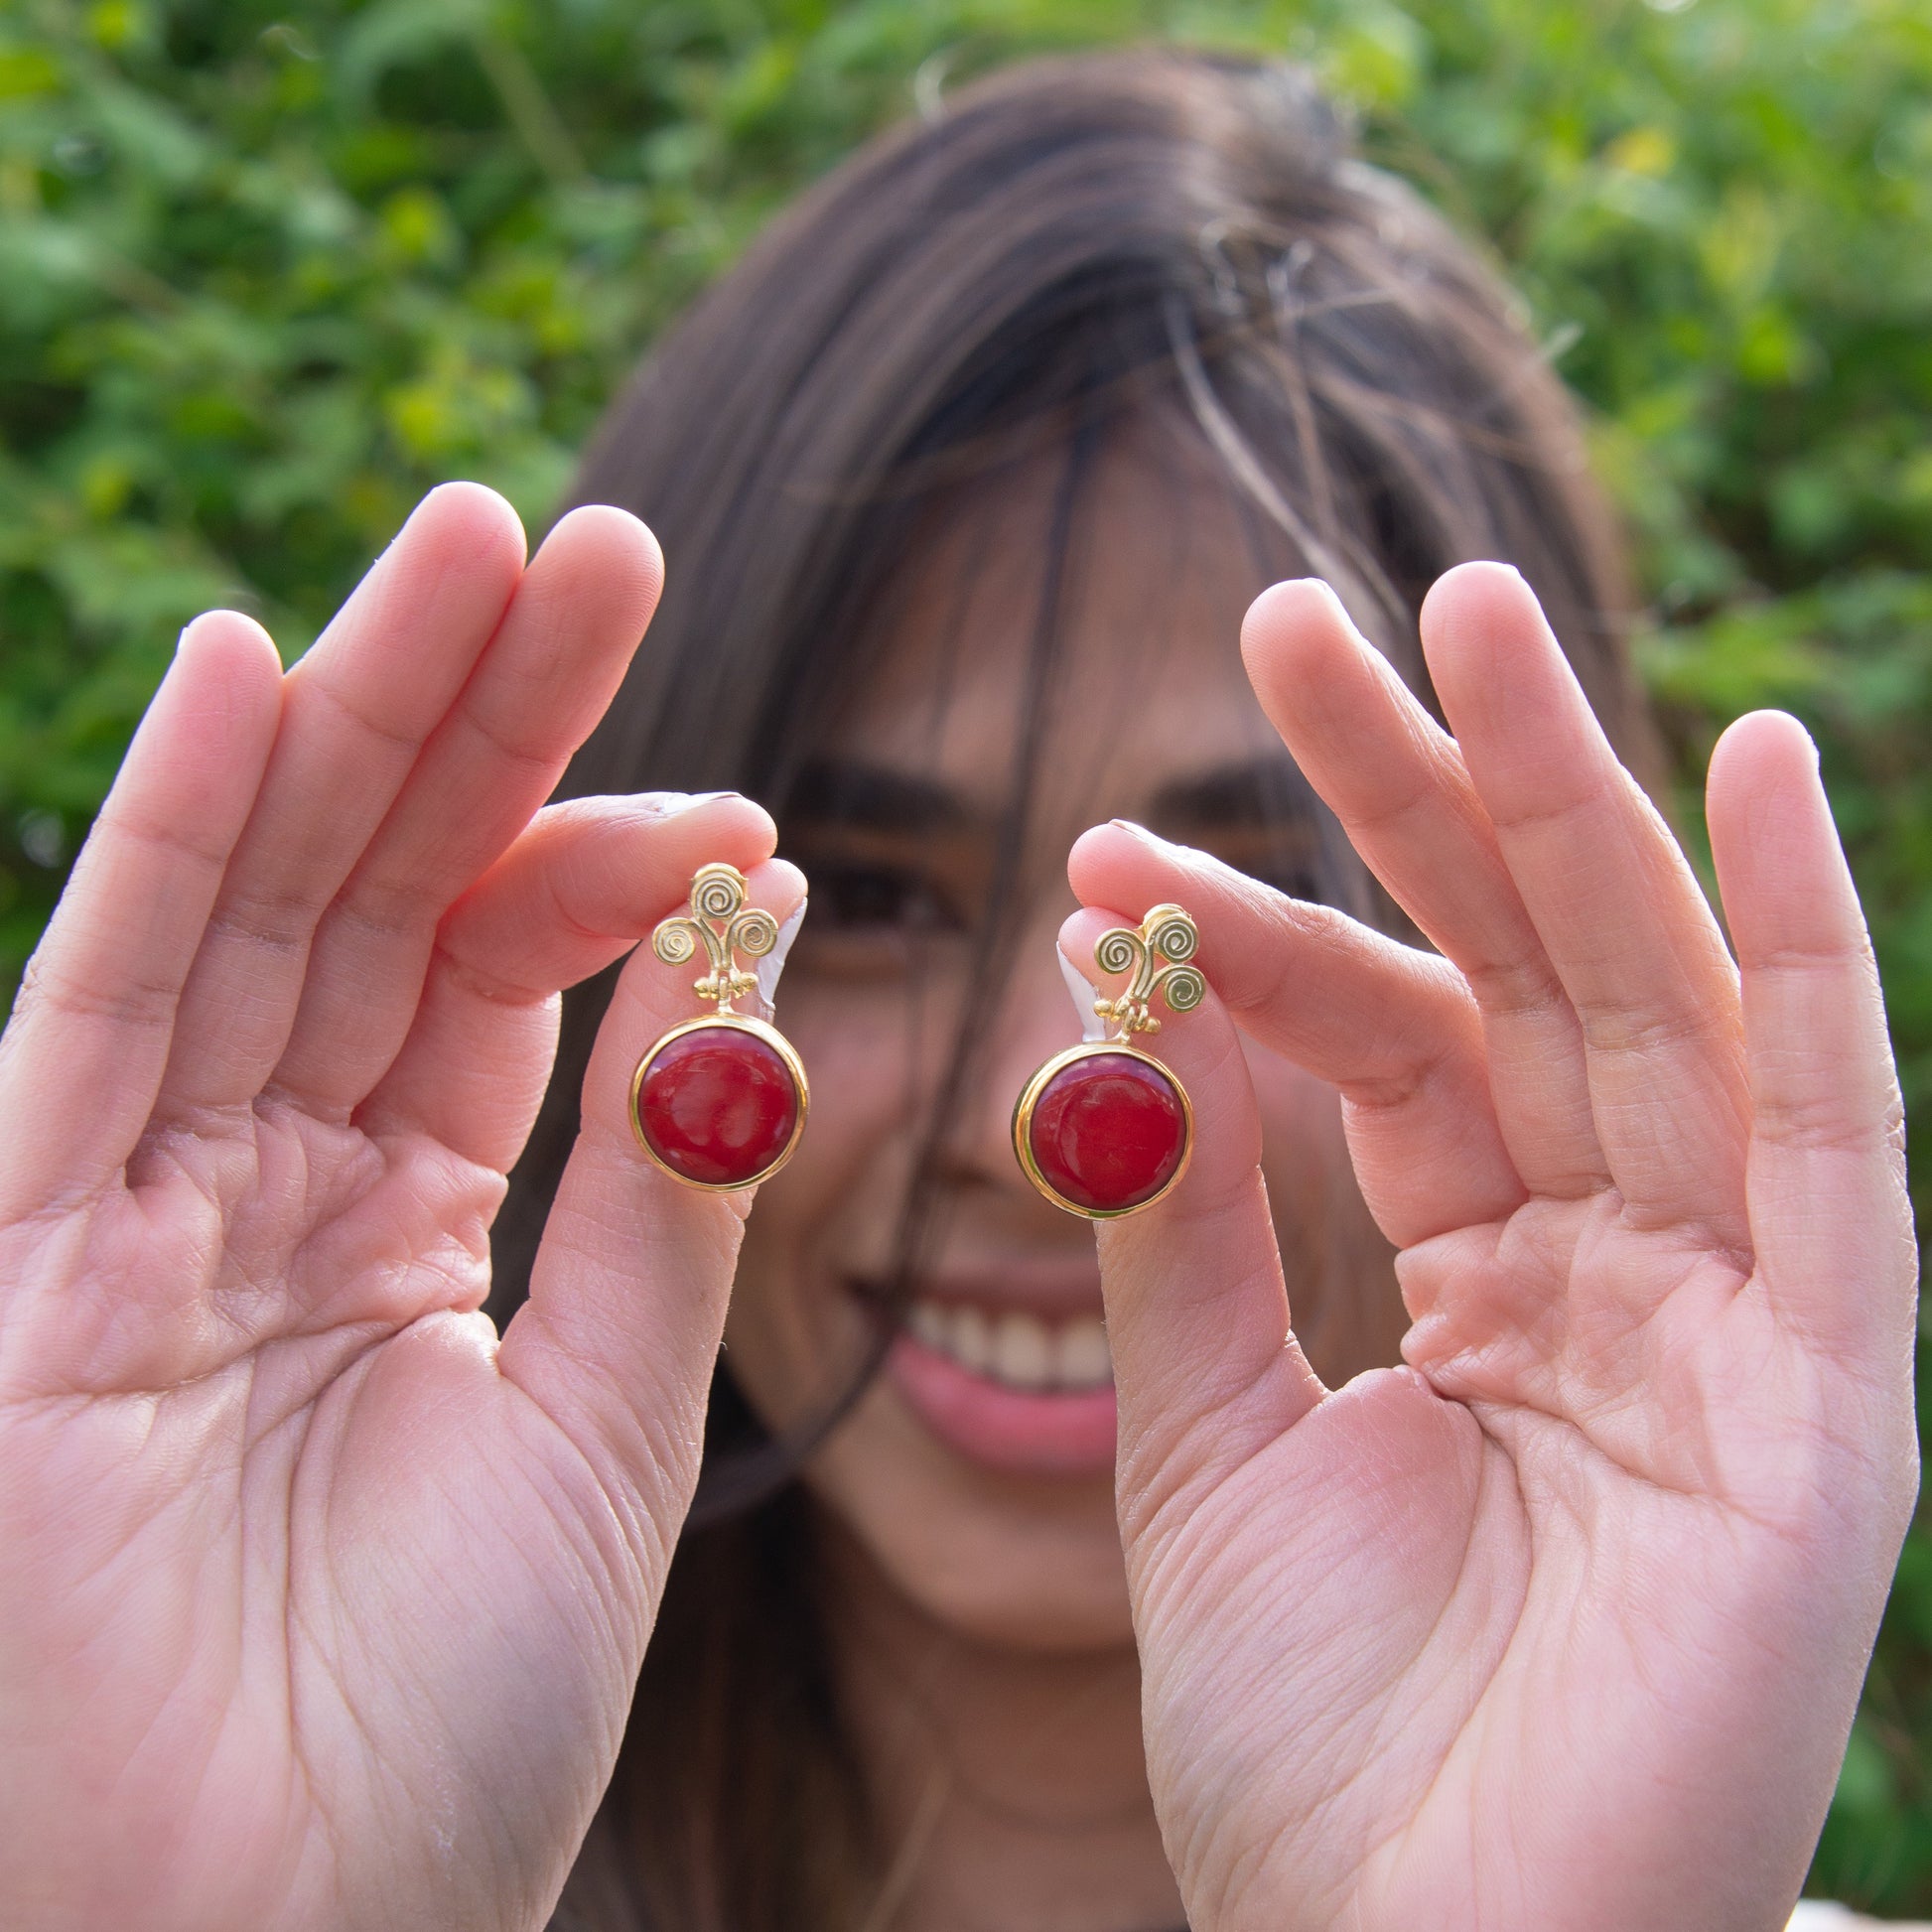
[[496, 46, 1650, 1932]]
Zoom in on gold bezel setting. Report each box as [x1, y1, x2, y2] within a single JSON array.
[[629, 1012, 810, 1192], [1011, 1039, 1194, 1221], [1009, 902, 1203, 1220]]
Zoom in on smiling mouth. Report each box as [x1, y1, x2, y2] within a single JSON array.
[[854, 1277, 1120, 1475], [901, 1299, 1113, 1394]]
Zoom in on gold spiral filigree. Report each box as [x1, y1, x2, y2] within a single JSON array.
[[731, 905, 779, 959], [690, 864, 744, 924], [652, 921, 699, 967], [1093, 927, 1142, 978], [652, 863, 776, 1013], [1161, 964, 1206, 1013], [1090, 901, 1204, 1037], [1146, 904, 1197, 963]]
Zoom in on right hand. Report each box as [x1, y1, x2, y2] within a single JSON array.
[[0, 484, 802, 1931], [1070, 570, 1916, 1930]]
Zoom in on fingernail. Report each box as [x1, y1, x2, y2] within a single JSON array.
[[1109, 818, 1195, 861], [640, 788, 746, 817], [1056, 942, 1108, 1043], [751, 897, 806, 1021]]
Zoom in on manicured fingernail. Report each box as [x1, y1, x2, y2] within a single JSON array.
[[1056, 942, 1108, 1043], [640, 788, 746, 817], [751, 897, 806, 1021], [1110, 817, 1193, 860]]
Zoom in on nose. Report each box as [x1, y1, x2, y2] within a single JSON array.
[[933, 895, 1095, 1208]]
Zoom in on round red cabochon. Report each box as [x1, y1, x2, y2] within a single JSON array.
[[634, 1023, 801, 1187], [1025, 1049, 1187, 1214]]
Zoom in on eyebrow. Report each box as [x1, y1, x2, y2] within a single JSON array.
[[781, 754, 1320, 840], [782, 758, 973, 835], [1149, 756, 1321, 832]]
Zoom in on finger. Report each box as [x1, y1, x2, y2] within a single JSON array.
[[358, 794, 795, 1174], [1707, 713, 1915, 1361], [493, 837, 808, 1534], [154, 483, 527, 1119], [272, 505, 664, 1116], [1241, 578, 1605, 1198], [1067, 821, 1524, 1247], [1421, 563, 1752, 1249], [0, 616, 284, 1217], [1042, 903, 1325, 1521]]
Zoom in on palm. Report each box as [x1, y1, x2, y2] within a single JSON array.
[[0, 486, 801, 1931], [1073, 568, 1916, 1930], [12, 1118, 590, 1931]]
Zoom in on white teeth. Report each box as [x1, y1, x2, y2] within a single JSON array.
[[993, 1311, 1053, 1390], [1056, 1315, 1112, 1391], [904, 1299, 1112, 1393], [950, 1304, 992, 1374]]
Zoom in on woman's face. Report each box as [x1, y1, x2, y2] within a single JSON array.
[[729, 423, 1404, 1651]]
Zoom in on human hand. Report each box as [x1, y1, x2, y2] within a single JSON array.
[[0, 485, 802, 1931], [1072, 565, 1917, 1930]]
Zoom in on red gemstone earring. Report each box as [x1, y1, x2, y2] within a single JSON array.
[[1012, 902, 1204, 1218], [629, 863, 808, 1189]]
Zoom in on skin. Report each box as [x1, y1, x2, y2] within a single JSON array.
[[0, 457, 1915, 1932], [727, 438, 1395, 1928]]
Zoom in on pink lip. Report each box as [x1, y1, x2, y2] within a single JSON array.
[[886, 1330, 1118, 1478]]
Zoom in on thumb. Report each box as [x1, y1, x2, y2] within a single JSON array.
[[1051, 900, 1325, 1544], [498, 849, 808, 1571]]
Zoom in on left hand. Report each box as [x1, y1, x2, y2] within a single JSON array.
[[1071, 563, 1918, 1930], [0, 487, 803, 1932]]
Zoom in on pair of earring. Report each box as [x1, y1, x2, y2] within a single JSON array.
[[630, 864, 1203, 1221]]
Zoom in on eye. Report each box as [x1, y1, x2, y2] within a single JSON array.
[[1237, 859, 1328, 906], [778, 837, 973, 983], [810, 859, 957, 934], [1175, 828, 1332, 910]]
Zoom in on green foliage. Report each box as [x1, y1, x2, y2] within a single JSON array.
[[2, 0, 1928, 1905]]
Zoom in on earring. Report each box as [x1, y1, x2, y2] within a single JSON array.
[[630, 863, 808, 1189], [1012, 902, 1204, 1219]]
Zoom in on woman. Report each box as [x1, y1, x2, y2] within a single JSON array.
[[0, 48, 1914, 1932]]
